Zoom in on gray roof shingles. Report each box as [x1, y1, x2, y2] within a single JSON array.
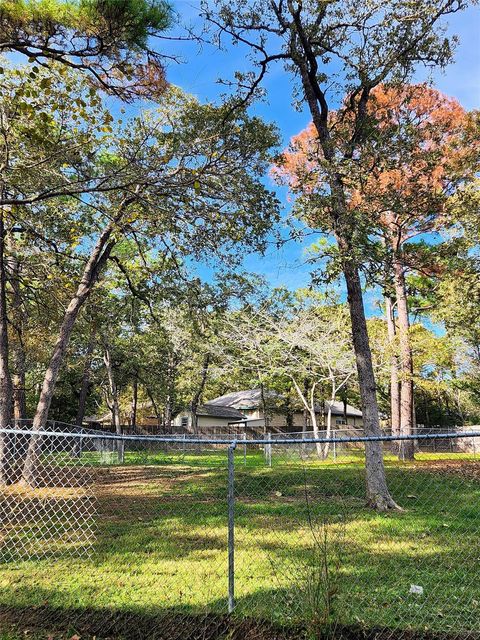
[[196, 404, 247, 419], [206, 389, 362, 418]]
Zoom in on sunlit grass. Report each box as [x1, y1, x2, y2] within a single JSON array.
[[1, 452, 479, 639]]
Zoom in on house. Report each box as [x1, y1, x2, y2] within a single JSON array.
[[87, 388, 363, 435], [172, 404, 247, 431], [204, 388, 363, 433]]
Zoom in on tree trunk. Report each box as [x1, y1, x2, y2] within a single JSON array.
[[323, 403, 333, 459], [130, 377, 138, 431], [76, 326, 96, 427], [342, 394, 347, 424], [260, 381, 269, 433], [144, 385, 162, 432], [8, 252, 27, 422], [164, 395, 173, 432], [164, 351, 177, 432], [294, 58, 398, 509], [0, 207, 14, 485], [8, 253, 29, 477], [303, 378, 309, 435], [103, 341, 123, 462], [393, 256, 415, 461], [190, 353, 210, 434], [21, 223, 118, 485], [310, 405, 323, 457], [385, 296, 401, 446], [292, 378, 322, 457], [335, 235, 399, 508]]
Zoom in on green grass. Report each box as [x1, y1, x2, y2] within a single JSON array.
[[1, 451, 479, 639]]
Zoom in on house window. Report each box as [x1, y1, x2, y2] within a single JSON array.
[[336, 418, 347, 426], [181, 416, 188, 428]]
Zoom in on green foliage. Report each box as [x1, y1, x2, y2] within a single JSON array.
[[86, 0, 171, 44], [0, 0, 172, 98], [1, 0, 172, 45]]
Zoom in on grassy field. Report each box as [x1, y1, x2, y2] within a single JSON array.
[[0, 448, 479, 639]]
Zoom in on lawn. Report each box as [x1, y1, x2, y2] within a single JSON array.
[[0, 447, 479, 639]]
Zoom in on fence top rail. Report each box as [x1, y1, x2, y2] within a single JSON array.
[[1, 426, 480, 447]]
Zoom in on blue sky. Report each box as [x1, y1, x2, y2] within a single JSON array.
[[155, 3, 480, 301]]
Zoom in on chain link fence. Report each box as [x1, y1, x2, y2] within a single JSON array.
[[1, 425, 480, 640]]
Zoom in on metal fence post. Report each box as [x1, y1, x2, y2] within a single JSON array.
[[242, 432, 247, 466], [227, 442, 236, 613], [266, 432, 272, 467]]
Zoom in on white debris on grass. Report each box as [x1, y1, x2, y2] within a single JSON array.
[[410, 585, 424, 595]]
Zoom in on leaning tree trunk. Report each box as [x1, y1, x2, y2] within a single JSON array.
[[21, 229, 119, 486], [21, 193, 137, 485], [393, 256, 415, 461], [385, 296, 401, 451], [0, 206, 14, 485]]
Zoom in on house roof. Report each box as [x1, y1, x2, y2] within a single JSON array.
[[206, 388, 281, 410], [324, 401, 362, 418], [206, 389, 362, 418], [196, 404, 247, 420]]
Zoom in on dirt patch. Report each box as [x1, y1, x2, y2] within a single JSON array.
[[412, 459, 480, 482], [1, 607, 478, 640], [94, 465, 211, 493], [0, 466, 92, 495]]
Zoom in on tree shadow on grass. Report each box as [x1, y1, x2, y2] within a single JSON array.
[[2, 460, 479, 569], [1, 584, 479, 640]]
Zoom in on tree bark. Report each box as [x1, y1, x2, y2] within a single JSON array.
[[292, 50, 398, 509], [303, 378, 309, 435], [21, 218, 120, 485], [164, 395, 173, 432], [342, 393, 348, 424], [385, 296, 401, 441], [143, 384, 162, 432], [0, 206, 14, 485], [76, 326, 96, 427], [393, 256, 415, 461], [164, 351, 177, 432], [103, 340, 123, 462], [260, 381, 270, 433], [130, 377, 138, 431], [21, 192, 139, 484], [335, 235, 399, 508], [8, 252, 28, 422], [323, 402, 333, 459], [190, 353, 210, 434], [12, 358, 27, 420], [291, 378, 322, 457]]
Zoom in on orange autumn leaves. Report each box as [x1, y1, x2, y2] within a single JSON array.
[[273, 84, 478, 241]]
